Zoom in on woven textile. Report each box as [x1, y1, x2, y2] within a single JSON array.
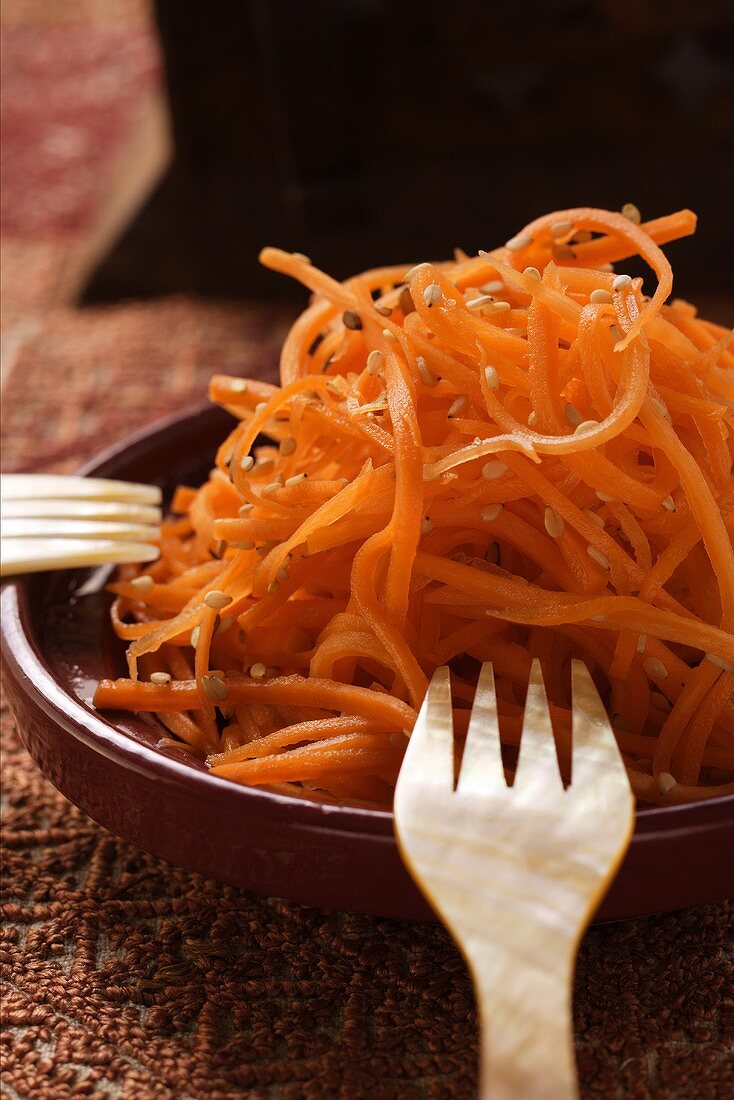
[[1, 289, 734, 1099]]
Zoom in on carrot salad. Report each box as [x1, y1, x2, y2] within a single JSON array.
[[94, 206, 734, 807]]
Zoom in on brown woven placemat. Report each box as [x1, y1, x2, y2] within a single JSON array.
[[1, 287, 733, 1100]]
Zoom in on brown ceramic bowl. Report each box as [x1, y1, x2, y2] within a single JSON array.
[[2, 403, 733, 921]]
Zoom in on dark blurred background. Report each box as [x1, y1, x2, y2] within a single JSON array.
[[81, 0, 734, 302]]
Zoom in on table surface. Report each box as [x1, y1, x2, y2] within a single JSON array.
[[2, 4, 733, 1097]]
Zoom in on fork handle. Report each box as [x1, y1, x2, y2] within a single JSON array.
[[470, 940, 578, 1100]]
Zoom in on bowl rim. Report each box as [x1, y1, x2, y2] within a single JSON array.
[[2, 400, 732, 840]]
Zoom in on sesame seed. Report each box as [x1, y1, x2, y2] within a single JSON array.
[[382, 329, 396, 341], [466, 295, 494, 311], [643, 657, 668, 680], [590, 289, 612, 305], [544, 507, 565, 538], [523, 266, 541, 280], [481, 504, 503, 522], [240, 455, 255, 471], [650, 691, 671, 713], [238, 503, 253, 516], [366, 350, 383, 376], [343, 310, 362, 330], [421, 517, 434, 535], [399, 287, 415, 315], [203, 674, 228, 703], [417, 356, 438, 387], [527, 411, 537, 426], [263, 481, 282, 495], [612, 274, 632, 291], [484, 365, 500, 390], [587, 546, 611, 570], [491, 301, 512, 313], [292, 252, 311, 264], [657, 772, 677, 796], [229, 540, 255, 550], [622, 203, 641, 224], [705, 653, 734, 672], [549, 220, 574, 238], [596, 491, 614, 503], [482, 460, 507, 480], [565, 403, 583, 427], [279, 436, 296, 456], [505, 234, 532, 252], [375, 305, 392, 317], [662, 495, 676, 512], [204, 589, 232, 610], [191, 626, 200, 649], [481, 280, 504, 294], [250, 662, 267, 679], [255, 402, 268, 415], [130, 575, 154, 594], [584, 509, 605, 529], [575, 419, 600, 434], [423, 283, 443, 308], [403, 262, 430, 282], [150, 671, 171, 685], [229, 379, 247, 392], [447, 395, 468, 418]]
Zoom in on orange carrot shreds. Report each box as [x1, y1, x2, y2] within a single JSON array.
[[93, 206, 734, 805]]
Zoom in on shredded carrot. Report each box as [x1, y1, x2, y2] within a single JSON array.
[[94, 207, 734, 807]]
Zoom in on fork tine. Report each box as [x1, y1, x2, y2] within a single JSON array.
[[0, 474, 162, 505], [570, 660, 629, 788], [456, 662, 505, 793], [0, 538, 160, 577], [513, 659, 563, 791], [1, 499, 162, 524], [395, 666, 454, 796]]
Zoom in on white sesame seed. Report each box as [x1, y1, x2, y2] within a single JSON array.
[[229, 379, 247, 392], [342, 310, 362, 331], [523, 266, 541, 280], [375, 305, 392, 317], [482, 460, 507, 480], [590, 289, 612, 305], [367, 349, 383, 375], [544, 507, 565, 538], [527, 411, 537, 426], [283, 470, 308, 488], [203, 674, 228, 703], [238, 503, 253, 516], [255, 402, 268, 415], [204, 589, 233, 610], [565, 403, 583, 427], [643, 657, 668, 680], [191, 626, 200, 649], [662, 495, 676, 512], [417, 356, 438, 387], [491, 301, 512, 313], [596, 491, 614, 503], [622, 203, 641, 225], [636, 634, 648, 654], [481, 504, 503, 522], [613, 274, 632, 291], [240, 455, 255, 471], [292, 252, 311, 264], [705, 653, 734, 672], [584, 508, 605, 528], [421, 517, 434, 535], [549, 220, 574, 238], [263, 481, 282, 495], [466, 295, 494, 311], [382, 329, 396, 341], [587, 546, 611, 570], [505, 234, 532, 251], [250, 662, 267, 679], [423, 283, 443, 308], [150, 671, 171, 685], [484, 365, 500, 390], [280, 436, 296, 456], [575, 419, 600, 434], [447, 395, 468, 418], [650, 691, 671, 713], [481, 280, 504, 294], [130, 575, 154, 594], [657, 772, 677, 796]]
